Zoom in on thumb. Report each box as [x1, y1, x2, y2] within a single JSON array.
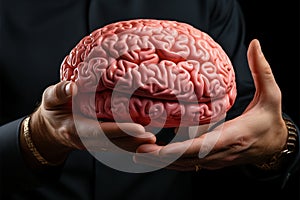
[[43, 81, 77, 108], [247, 39, 281, 103]]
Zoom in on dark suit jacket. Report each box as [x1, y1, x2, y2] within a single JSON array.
[[1, 0, 299, 199]]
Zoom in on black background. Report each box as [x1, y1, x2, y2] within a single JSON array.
[[238, 0, 300, 127]]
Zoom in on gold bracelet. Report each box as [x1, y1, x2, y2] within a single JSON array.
[[23, 116, 53, 165], [256, 117, 298, 170]]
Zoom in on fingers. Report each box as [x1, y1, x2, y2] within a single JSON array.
[[42, 81, 77, 108], [135, 122, 247, 168], [105, 123, 156, 144], [100, 122, 154, 139], [74, 115, 156, 151], [247, 39, 281, 101]]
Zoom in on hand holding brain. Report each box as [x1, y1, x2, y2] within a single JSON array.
[[60, 19, 237, 127]]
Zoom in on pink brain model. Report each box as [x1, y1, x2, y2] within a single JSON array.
[[60, 19, 237, 127]]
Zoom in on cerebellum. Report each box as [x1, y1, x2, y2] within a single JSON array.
[[60, 19, 237, 127]]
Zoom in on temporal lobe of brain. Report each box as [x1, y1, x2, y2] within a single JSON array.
[[60, 19, 236, 127]]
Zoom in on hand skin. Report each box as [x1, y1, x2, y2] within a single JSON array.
[[134, 39, 288, 171], [20, 81, 156, 169]]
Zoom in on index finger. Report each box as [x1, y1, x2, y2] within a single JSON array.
[[74, 115, 155, 140], [100, 122, 156, 140]]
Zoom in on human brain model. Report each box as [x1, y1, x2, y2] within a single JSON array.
[[60, 19, 237, 128]]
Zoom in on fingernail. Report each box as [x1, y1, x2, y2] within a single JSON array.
[[256, 40, 263, 56], [65, 82, 72, 96]]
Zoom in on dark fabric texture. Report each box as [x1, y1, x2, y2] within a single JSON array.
[[0, 0, 299, 199]]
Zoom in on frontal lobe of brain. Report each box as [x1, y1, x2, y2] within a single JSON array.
[[60, 19, 237, 128]]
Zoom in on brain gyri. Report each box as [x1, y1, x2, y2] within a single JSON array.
[[60, 19, 237, 128]]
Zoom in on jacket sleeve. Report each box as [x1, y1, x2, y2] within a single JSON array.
[[208, 0, 300, 189], [0, 117, 62, 196]]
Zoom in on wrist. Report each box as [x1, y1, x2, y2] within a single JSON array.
[[255, 117, 298, 171], [20, 112, 72, 168]]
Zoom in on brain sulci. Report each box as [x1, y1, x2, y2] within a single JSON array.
[[60, 19, 237, 128]]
